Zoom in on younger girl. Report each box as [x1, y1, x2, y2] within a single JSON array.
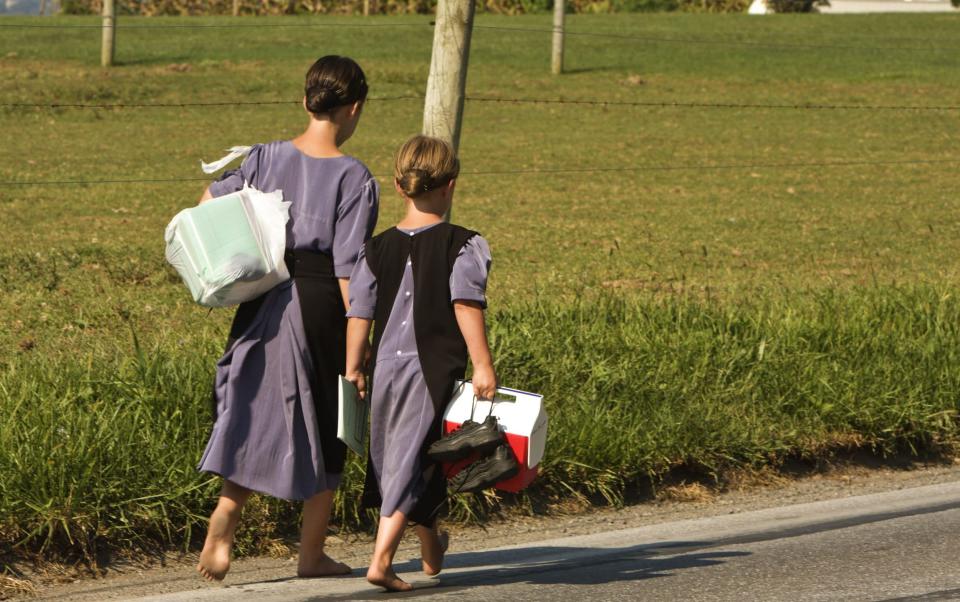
[[195, 56, 378, 581], [344, 135, 496, 592]]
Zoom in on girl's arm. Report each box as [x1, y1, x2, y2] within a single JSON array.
[[339, 279, 368, 372], [198, 186, 214, 204], [454, 300, 497, 400], [338, 279, 351, 312], [345, 317, 372, 399]]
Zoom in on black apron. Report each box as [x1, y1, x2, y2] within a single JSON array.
[[360, 223, 479, 526], [216, 248, 348, 476]]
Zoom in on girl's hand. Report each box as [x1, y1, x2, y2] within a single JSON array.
[[472, 363, 497, 401], [344, 371, 366, 400]]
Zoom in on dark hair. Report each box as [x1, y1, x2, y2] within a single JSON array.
[[394, 135, 460, 198], [304, 55, 368, 116]]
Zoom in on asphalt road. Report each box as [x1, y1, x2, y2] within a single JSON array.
[[111, 480, 960, 602]]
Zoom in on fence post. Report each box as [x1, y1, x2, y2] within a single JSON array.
[[39, 0, 47, 16], [422, 0, 475, 151], [422, 0, 475, 222], [101, 0, 116, 68], [363, 0, 370, 16], [552, 0, 565, 75], [233, 0, 240, 16]]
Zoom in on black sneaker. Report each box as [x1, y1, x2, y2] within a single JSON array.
[[428, 415, 504, 463], [449, 444, 520, 493]]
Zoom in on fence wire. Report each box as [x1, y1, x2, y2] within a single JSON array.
[[5, 95, 959, 112], [2, 19, 957, 53], [4, 157, 956, 188]]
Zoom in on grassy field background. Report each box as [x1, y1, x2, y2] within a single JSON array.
[[2, 12, 960, 566]]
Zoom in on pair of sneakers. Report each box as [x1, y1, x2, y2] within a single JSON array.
[[427, 415, 519, 493]]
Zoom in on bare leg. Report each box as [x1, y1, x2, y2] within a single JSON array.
[[197, 480, 252, 581], [297, 489, 351, 578], [366, 511, 413, 592], [416, 524, 448, 576]]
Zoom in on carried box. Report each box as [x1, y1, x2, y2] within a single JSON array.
[[441, 381, 548, 493], [164, 185, 290, 307]]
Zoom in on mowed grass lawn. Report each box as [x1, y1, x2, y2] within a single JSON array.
[[1, 13, 959, 357], [2, 13, 960, 561]]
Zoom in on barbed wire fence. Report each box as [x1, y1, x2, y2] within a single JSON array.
[[4, 96, 960, 111], [3, 19, 959, 52], [4, 158, 957, 188], [2, 9, 958, 190]]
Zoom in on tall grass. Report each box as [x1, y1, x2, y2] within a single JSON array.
[[492, 286, 960, 501], [3, 285, 959, 561]]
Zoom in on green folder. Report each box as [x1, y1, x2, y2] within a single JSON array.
[[337, 376, 368, 456]]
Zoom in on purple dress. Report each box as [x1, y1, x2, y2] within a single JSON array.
[[347, 222, 491, 518], [197, 141, 379, 501]]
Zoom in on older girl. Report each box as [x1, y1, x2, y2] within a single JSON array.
[[195, 55, 378, 582]]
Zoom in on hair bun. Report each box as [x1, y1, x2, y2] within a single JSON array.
[[306, 84, 341, 115], [398, 168, 435, 197], [393, 135, 459, 198], [303, 56, 368, 116]]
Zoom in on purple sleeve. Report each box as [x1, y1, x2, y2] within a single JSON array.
[[333, 177, 380, 278], [208, 145, 262, 198], [450, 235, 492, 308], [346, 246, 377, 319]]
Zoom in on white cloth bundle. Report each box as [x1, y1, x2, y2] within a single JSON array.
[[165, 184, 291, 307]]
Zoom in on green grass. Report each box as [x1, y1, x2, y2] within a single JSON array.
[[2, 13, 960, 561], [3, 286, 960, 560]]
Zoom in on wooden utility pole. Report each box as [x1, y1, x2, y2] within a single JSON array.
[[101, 0, 116, 68], [422, 0, 475, 222], [551, 0, 565, 75], [422, 0, 475, 153], [233, 0, 241, 16]]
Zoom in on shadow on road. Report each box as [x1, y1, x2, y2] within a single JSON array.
[[304, 541, 751, 599]]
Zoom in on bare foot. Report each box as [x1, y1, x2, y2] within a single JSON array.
[[421, 530, 449, 576], [367, 565, 413, 592], [196, 512, 233, 581], [297, 552, 352, 578]]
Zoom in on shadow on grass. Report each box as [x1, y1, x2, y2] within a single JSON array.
[[561, 65, 634, 75], [114, 56, 194, 67], [620, 444, 959, 507]]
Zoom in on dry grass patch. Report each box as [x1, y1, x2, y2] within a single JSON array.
[[0, 574, 36, 600], [657, 482, 714, 504]]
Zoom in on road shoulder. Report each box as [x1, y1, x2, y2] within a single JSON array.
[[20, 459, 960, 600]]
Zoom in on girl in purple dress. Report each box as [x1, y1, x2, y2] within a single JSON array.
[[194, 56, 378, 582], [344, 135, 497, 592]]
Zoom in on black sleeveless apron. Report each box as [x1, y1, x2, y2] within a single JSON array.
[[360, 223, 478, 526]]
